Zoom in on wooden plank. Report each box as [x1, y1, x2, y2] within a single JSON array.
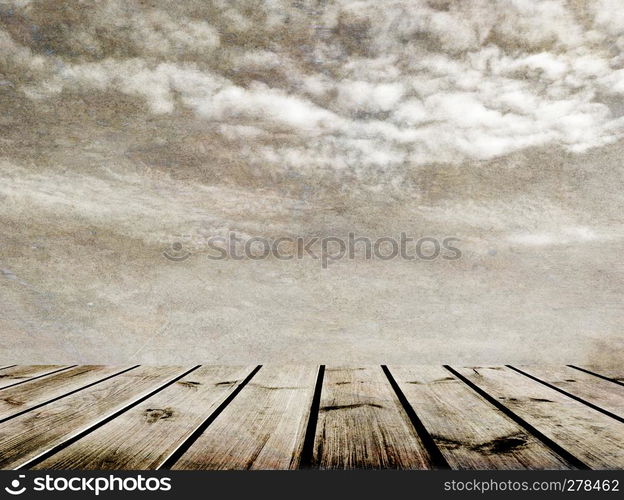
[[0, 366, 135, 421], [512, 366, 624, 419], [0, 365, 16, 371], [312, 366, 432, 469], [452, 366, 624, 469], [573, 366, 624, 385], [34, 366, 256, 470], [171, 365, 318, 470], [388, 366, 571, 469], [0, 366, 72, 390], [0, 366, 190, 469]]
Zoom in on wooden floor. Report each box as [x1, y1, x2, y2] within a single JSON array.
[[0, 365, 621, 470]]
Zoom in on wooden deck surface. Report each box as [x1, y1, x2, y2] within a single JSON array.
[[0, 365, 621, 470]]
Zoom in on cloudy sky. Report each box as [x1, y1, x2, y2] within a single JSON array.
[[0, 0, 623, 363]]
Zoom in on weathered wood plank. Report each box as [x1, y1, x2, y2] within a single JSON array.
[[453, 366, 624, 469], [34, 366, 256, 470], [312, 366, 432, 469], [0, 365, 16, 371], [171, 365, 318, 470], [0, 366, 72, 390], [388, 366, 571, 469], [0, 366, 135, 421], [574, 366, 624, 385], [0, 366, 190, 469], [512, 366, 624, 419]]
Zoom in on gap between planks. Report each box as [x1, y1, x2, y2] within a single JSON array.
[[0, 365, 77, 391], [36, 366, 260, 470], [568, 366, 624, 387], [13, 366, 200, 470], [1, 366, 620, 470], [450, 366, 624, 469], [507, 365, 624, 424]]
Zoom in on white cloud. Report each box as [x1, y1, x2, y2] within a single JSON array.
[[192, 84, 342, 131], [337, 80, 404, 113], [507, 226, 605, 246], [9, 0, 624, 174]]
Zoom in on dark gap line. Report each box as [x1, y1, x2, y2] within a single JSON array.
[[0, 365, 78, 392], [158, 365, 262, 470], [0, 365, 17, 371], [0, 365, 141, 425], [443, 365, 590, 470], [507, 365, 624, 424], [17, 365, 201, 470], [299, 365, 325, 469], [382, 365, 450, 470], [567, 365, 624, 387]]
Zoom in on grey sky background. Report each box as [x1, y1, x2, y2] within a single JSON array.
[[0, 0, 622, 364]]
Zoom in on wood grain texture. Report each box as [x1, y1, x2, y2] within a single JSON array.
[[513, 366, 624, 418], [0, 366, 189, 469], [313, 366, 431, 469], [34, 366, 256, 470], [453, 366, 624, 469], [0, 366, 72, 390], [0, 366, 134, 421], [576, 366, 624, 384], [171, 365, 318, 470], [0, 365, 17, 371], [388, 366, 571, 469], [0, 365, 618, 470]]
